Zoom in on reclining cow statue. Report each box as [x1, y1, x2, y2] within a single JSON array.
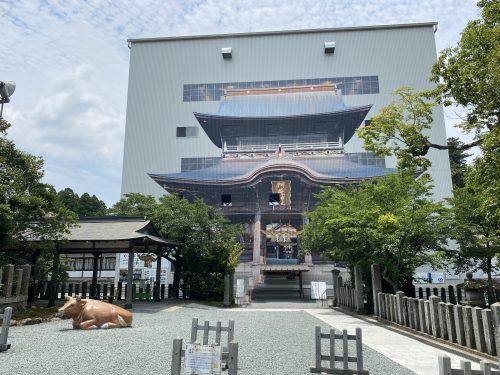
[[59, 296, 133, 330]]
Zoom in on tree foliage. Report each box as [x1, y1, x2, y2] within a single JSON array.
[[111, 193, 242, 300], [57, 188, 107, 217], [447, 137, 471, 188], [446, 164, 499, 302], [357, 87, 436, 169], [357, 0, 499, 162], [431, 0, 499, 136], [301, 172, 448, 293], [0, 118, 77, 268]]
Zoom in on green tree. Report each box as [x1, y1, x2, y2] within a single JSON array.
[[78, 192, 107, 216], [446, 165, 499, 303], [0, 117, 77, 295], [108, 192, 157, 217], [111, 193, 242, 300], [447, 137, 471, 188], [57, 188, 81, 214], [357, 87, 436, 169], [301, 172, 448, 293]]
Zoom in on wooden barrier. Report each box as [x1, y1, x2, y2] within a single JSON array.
[[438, 355, 499, 375], [171, 318, 238, 374], [0, 264, 31, 312], [375, 292, 498, 357], [0, 307, 13, 352], [310, 326, 368, 374]]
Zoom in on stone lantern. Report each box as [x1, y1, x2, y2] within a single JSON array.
[[458, 272, 488, 307]]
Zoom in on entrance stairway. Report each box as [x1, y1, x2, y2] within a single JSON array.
[[252, 273, 302, 300]]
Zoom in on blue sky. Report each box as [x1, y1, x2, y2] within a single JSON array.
[[1, 0, 480, 206]]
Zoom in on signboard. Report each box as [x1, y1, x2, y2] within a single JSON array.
[[310, 281, 327, 300], [184, 344, 221, 375], [430, 272, 445, 284], [414, 272, 431, 283], [236, 279, 245, 299]]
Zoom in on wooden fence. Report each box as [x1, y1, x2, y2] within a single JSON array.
[[0, 264, 31, 312], [310, 326, 368, 374], [33, 280, 174, 302], [375, 291, 500, 357], [438, 355, 500, 375], [333, 266, 364, 313], [171, 318, 238, 375]]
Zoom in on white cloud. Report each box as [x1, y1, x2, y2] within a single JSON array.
[[0, 0, 481, 205]]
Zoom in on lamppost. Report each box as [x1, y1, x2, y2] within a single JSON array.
[[0, 81, 16, 118]]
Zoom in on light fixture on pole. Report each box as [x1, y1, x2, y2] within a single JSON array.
[[0, 81, 16, 118]]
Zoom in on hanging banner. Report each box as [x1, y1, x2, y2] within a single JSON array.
[[311, 281, 327, 300]]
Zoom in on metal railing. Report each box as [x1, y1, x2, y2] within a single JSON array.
[[224, 140, 343, 154]]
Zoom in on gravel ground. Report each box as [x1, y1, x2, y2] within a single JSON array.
[[1, 301, 415, 375]]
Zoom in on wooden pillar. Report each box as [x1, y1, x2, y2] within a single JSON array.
[[354, 265, 364, 313], [332, 269, 340, 307], [371, 265, 382, 316], [155, 248, 162, 301], [223, 274, 231, 307], [48, 250, 60, 307], [303, 215, 312, 264], [125, 245, 134, 309], [253, 211, 262, 264], [299, 271, 303, 299], [91, 244, 99, 298]]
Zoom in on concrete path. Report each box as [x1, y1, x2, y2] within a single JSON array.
[[235, 300, 491, 374], [308, 308, 483, 374]]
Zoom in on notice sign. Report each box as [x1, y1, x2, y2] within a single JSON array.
[[184, 344, 221, 375], [236, 279, 245, 299], [311, 281, 327, 300]]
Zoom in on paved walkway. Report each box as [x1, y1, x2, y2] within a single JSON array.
[[246, 300, 485, 374]]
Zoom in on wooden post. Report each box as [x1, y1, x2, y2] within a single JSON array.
[[155, 249, 162, 301], [48, 251, 60, 307], [424, 300, 431, 334], [0, 307, 13, 352], [342, 329, 348, 370], [253, 211, 261, 264], [490, 303, 500, 358], [454, 305, 466, 346], [20, 264, 31, 298], [14, 268, 23, 296], [372, 264, 382, 316], [332, 269, 340, 307], [355, 327, 363, 372], [354, 265, 364, 313], [299, 271, 303, 299], [224, 274, 231, 307], [125, 246, 134, 309], [445, 303, 456, 343], [329, 328, 335, 370], [418, 299, 426, 333], [439, 302, 448, 340], [463, 306, 476, 349], [472, 307, 486, 352], [429, 296, 441, 337], [203, 320, 209, 345], [482, 309, 496, 356], [315, 326, 321, 369], [228, 342, 238, 375], [396, 291, 405, 325], [2, 265, 14, 298], [91, 249, 99, 298], [191, 318, 198, 343], [438, 355, 451, 375], [171, 337, 183, 375]]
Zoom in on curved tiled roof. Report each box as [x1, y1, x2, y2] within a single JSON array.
[[150, 154, 395, 186]]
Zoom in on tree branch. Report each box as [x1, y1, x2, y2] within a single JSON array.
[[423, 137, 483, 150]]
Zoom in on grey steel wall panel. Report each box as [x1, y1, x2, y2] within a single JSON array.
[[122, 25, 452, 201]]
